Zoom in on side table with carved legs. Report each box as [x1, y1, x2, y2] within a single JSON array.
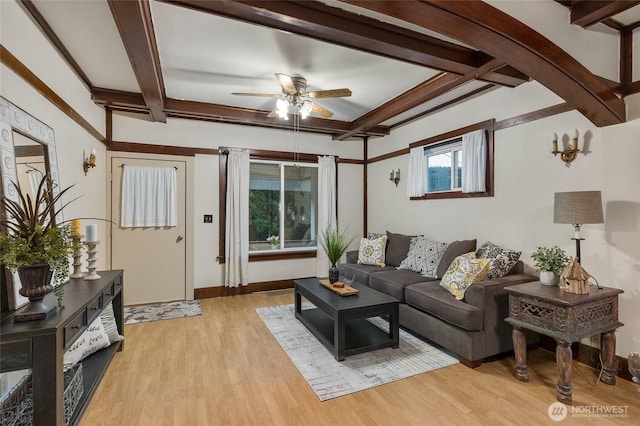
[[505, 281, 623, 405]]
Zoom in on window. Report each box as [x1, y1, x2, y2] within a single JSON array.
[[249, 160, 318, 252], [424, 139, 462, 193], [408, 119, 494, 200]]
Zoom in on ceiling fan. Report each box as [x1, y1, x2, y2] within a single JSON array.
[[232, 73, 352, 119]]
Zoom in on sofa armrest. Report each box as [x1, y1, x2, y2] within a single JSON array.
[[465, 274, 537, 311], [346, 250, 359, 264]]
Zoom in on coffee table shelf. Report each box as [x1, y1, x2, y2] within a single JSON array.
[[294, 278, 399, 361]]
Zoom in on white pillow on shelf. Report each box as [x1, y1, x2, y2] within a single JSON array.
[[63, 316, 110, 372]]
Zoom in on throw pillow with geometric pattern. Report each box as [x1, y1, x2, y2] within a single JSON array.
[[398, 236, 449, 278], [357, 234, 388, 267], [440, 252, 490, 300], [475, 241, 521, 280]]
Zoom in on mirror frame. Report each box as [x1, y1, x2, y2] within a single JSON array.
[[0, 96, 63, 311]]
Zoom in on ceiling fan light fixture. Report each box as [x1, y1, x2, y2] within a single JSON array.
[[299, 101, 312, 119], [276, 98, 289, 119]]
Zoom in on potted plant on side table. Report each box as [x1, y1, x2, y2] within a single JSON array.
[[531, 245, 570, 286], [0, 175, 75, 321], [319, 226, 355, 284]]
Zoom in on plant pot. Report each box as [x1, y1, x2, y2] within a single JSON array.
[[328, 264, 340, 284], [15, 263, 56, 322], [539, 270, 558, 286]]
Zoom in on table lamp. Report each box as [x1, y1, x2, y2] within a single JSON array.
[[553, 191, 604, 263]]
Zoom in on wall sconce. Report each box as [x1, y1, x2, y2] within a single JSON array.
[[389, 169, 400, 186], [83, 148, 96, 175], [551, 130, 580, 164]]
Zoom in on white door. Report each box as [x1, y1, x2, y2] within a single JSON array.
[[110, 157, 186, 305]]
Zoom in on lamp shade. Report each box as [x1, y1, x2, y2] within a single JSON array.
[[554, 191, 604, 224]]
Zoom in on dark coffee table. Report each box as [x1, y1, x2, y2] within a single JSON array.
[[294, 278, 399, 361]]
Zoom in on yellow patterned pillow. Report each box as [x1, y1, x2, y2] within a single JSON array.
[[440, 252, 490, 300], [357, 235, 388, 267]]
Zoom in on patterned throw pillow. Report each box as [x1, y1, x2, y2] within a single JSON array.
[[398, 236, 449, 278], [440, 252, 490, 300], [475, 241, 521, 280], [100, 301, 124, 344], [357, 234, 388, 267], [63, 316, 110, 371]]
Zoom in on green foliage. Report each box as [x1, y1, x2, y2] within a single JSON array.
[[249, 189, 279, 241], [319, 226, 356, 266], [0, 174, 76, 307], [531, 246, 569, 274]]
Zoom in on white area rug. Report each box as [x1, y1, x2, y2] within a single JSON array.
[[256, 303, 459, 401], [124, 300, 201, 324]]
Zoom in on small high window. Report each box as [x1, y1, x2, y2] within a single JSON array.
[[424, 138, 462, 193]]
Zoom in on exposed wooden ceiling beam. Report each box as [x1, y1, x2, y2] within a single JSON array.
[[160, 0, 528, 87], [337, 72, 478, 141], [344, 0, 625, 127], [569, 0, 640, 28], [108, 0, 166, 123], [90, 88, 389, 137]]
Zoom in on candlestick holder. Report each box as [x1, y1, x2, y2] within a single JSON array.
[[83, 241, 101, 280], [70, 235, 84, 278]]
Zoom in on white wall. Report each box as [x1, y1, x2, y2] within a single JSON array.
[[114, 114, 364, 289], [367, 81, 640, 356], [0, 1, 107, 269]]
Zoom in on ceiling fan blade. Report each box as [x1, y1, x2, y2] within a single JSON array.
[[311, 102, 334, 118], [231, 92, 278, 97], [307, 88, 352, 99], [275, 73, 296, 93]]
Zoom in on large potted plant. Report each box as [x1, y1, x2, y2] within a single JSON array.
[[531, 246, 570, 286], [0, 174, 75, 320], [319, 226, 355, 284]]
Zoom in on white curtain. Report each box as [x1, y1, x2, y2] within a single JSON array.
[[29, 169, 45, 197], [461, 129, 486, 193], [225, 150, 250, 288], [316, 156, 337, 277], [406, 147, 426, 197], [120, 165, 177, 227]]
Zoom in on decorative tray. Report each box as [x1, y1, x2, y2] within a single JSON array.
[[319, 279, 359, 296]]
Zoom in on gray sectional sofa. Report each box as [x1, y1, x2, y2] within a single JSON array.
[[338, 233, 538, 368]]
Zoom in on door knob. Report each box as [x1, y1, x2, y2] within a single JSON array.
[[176, 235, 183, 243]]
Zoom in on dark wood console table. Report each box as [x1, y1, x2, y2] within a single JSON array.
[[505, 281, 623, 404], [0, 270, 124, 425]]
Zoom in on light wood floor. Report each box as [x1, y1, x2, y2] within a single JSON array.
[[81, 291, 639, 425]]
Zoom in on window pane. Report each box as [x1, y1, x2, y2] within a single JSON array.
[[283, 165, 317, 249], [427, 152, 452, 192], [453, 149, 462, 189], [249, 163, 280, 251]]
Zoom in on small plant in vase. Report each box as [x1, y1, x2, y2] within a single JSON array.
[[319, 226, 356, 284], [266, 235, 279, 249], [0, 174, 75, 319], [531, 246, 569, 286]]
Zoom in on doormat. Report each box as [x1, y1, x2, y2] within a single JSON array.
[[256, 303, 459, 401], [124, 300, 201, 324]]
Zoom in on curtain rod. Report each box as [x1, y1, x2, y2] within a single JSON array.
[[119, 164, 178, 169]]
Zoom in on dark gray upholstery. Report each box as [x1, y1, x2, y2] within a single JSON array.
[[384, 231, 414, 267], [338, 236, 539, 366], [369, 270, 434, 302], [435, 239, 477, 278], [405, 282, 483, 331]]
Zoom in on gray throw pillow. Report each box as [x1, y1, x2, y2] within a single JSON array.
[[385, 231, 414, 267], [436, 239, 477, 278], [398, 236, 448, 278]]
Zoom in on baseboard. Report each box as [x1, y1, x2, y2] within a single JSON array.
[[194, 278, 310, 299], [539, 335, 633, 382]]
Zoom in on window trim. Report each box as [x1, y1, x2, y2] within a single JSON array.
[[409, 119, 494, 201], [218, 147, 338, 263]]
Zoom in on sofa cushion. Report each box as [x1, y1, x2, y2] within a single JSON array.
[[405, 282, 484, 331], [338, 263, 394, 286], [398, 236, 449, 278], [436, 239, 477, 278], [476, 241, 521, 280], [369, 269, 434, 302], [385, 231, 414, 267], [357, 235, 388, 267], [439, 253, 490, 300]]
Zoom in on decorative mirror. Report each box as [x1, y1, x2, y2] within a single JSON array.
[[0, 96, 63, 312]]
